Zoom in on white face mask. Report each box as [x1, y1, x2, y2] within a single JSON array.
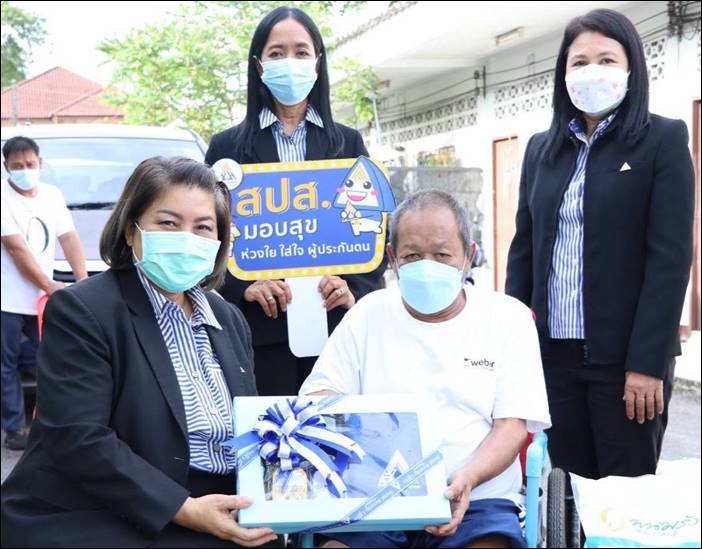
[[565, 64, 629, 117]]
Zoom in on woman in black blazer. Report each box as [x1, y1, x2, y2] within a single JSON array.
[[205, 6, 386, 397], [506, 9, 695, 480], [1, 158, 278, 547]]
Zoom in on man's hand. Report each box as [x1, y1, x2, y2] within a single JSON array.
[[425, 471, 473, 537], [243, 280, 292, 319], [173, 495, 277, 547], [623, 371, 664, 424], [46, 281, 65, 296], [423, 418, 525, 538]]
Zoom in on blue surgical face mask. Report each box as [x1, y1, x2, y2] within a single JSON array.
[[261, 58, 318, 106], [10, 169, 41, 191], [397, 258, 466, 315], [134, 224, 220, 293]]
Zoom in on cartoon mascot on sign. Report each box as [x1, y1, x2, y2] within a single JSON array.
[[333, 156, 396, 237]]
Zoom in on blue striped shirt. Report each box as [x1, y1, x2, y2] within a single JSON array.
[[137, 268, 235, 473], [548, 112, 617, 339], [259, 106, 324, 162]]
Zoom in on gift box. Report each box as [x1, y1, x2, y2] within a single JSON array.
[[230, 394, 452, 534]]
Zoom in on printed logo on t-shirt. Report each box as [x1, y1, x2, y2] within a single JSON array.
[[463, 358, 495, 371], [27, 216, 50, 253]]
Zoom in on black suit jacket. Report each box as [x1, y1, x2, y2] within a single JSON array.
[[205, 121, 387, 347], [505, 114, 695, 379], [1, 268, 257, 547]]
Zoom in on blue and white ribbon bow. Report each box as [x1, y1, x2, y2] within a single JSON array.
[[227, 397, 365, 497]]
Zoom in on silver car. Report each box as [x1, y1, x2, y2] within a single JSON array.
[[1, 123, 207, 281]]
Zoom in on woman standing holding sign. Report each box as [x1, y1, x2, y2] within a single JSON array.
[[206, 6, 386, 397]]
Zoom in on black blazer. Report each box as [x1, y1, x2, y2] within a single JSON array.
[[205, 121, 387, 347], [1, 268, 257, 547], [505, 114, 695, 379]]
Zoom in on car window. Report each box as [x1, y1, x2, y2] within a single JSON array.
[[1, 137, 204, 208]]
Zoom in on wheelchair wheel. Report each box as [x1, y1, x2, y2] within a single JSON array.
[[568, 493, 581, 547], [547, 468, 568, 548]]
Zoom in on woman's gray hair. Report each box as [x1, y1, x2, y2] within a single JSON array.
[[389, 189, 472, 252]]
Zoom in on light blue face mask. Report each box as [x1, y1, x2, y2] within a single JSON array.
[[134, 224, 220, 293], [10, 169, 41, 191], [261, 58, 318, 106], [397, 258, 466, 315]]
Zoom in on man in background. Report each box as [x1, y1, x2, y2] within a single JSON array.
[[1, 136, 88, 450]]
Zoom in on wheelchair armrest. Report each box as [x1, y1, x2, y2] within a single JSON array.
[[526, 432, 548, 478], [524, 431, 548, 547]]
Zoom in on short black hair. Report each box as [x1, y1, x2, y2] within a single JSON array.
[[234, 6, 344, 159], [542, 8, 650, 163], [99, 157, 232, 291], [2, 136, 40, 161]]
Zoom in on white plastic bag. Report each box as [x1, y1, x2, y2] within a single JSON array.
[[571, 459, 701, 548]]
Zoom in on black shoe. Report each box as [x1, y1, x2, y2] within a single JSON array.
[[4, 429, 28, 451]]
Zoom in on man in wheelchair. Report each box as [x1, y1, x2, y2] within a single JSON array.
[[301, 190, 551, 548]]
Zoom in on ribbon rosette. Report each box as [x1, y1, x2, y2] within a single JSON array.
[[228, 397, 366, 497]]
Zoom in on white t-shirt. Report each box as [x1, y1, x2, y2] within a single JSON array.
[[299, 284, 551, 503], [1, 178, 75, 315]]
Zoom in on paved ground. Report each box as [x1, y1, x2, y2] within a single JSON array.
[[676, 331, 701, 385], [660, 387, 701, 461]]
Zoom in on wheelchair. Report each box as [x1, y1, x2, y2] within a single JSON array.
[[290, 431, 581, 548]]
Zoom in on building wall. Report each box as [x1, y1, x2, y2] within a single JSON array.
[[365, 1, 701, 291]]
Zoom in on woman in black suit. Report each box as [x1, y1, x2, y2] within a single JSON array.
[[506, 9, 695, 479], [1, 158, 278, 547], [205, 6, 386, 397]]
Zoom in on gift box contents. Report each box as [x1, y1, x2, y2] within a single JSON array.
[[263, 412, 427, 502]]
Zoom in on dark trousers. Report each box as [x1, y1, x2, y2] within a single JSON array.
[[252, 343, 316, 396], [1, 311, 39, 432], [541, 338, 674, 479]]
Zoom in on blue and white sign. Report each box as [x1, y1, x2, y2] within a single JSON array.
[[223, 157, 396, 281]]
